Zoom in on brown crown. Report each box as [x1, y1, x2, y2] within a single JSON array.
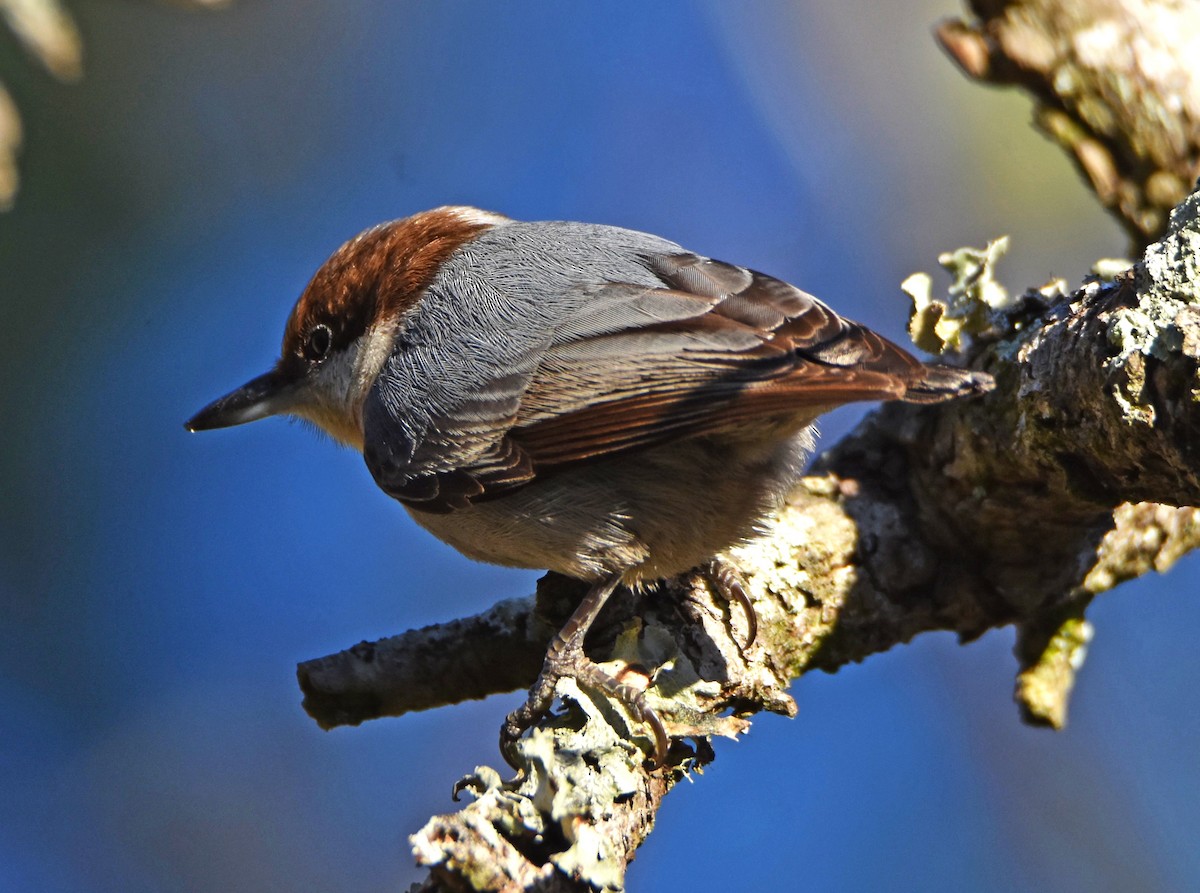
[[280, 207, 501, 367]]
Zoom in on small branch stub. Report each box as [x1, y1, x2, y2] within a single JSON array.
[[1015, 608, 1095, 729]]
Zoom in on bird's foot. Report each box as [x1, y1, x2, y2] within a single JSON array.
[[703, 557, 757, 647], [500, 649, 669, 769], [500, 573, 669, 769]]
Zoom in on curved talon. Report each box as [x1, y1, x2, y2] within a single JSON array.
[[705, 558, 758, 647], [576, 660, 670, 767], [500, 698, 543, 770], [644, 708, 670, 768]]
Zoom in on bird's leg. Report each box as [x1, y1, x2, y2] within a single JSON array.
[[704, 557, 757, 647], [501, 573, 669, 768]]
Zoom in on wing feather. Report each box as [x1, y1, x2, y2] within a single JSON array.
[[365, 243, 980, 513]]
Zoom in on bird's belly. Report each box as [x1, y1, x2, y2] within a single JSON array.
[[405, 425, 815, 584]]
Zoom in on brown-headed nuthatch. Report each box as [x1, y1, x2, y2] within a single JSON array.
[[186, 207, 992, 766]]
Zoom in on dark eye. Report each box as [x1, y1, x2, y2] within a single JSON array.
[[303, 324, 333, 362]]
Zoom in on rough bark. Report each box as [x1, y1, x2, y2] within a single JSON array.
[[937, 0, 1200, 251], [293, 3, 1200, 890]]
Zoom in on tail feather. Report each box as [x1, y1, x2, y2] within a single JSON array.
[[903, 364, 994, 404]]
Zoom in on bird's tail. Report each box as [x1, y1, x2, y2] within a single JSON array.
[[902, 364, 994, 404]]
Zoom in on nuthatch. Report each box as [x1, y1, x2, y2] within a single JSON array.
[[187, 207, 992, 766]]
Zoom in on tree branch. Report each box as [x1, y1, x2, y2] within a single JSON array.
[[292, 3, 1200, 889], [936, 0, 1200, 250], [301, 197, 1200, 723]]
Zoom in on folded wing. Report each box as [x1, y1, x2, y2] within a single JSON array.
[[365, 250, 989, 513]]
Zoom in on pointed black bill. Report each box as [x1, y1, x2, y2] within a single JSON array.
[[185, 368, 296, 432]]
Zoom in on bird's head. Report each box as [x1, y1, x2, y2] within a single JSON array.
[[184, 206, 505, 449]]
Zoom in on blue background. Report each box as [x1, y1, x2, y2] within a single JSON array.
[[2, 2, 1197, 890]]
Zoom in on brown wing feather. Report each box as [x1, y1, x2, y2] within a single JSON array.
[[508, 254, 939, 471], [388, 251, 988, 513]]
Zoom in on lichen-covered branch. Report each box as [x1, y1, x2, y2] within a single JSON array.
[[936, 0, 1200, 250]]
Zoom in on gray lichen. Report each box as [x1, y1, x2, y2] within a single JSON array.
[[1141, 186, 1200, 304], [410, 617, 754, 892]]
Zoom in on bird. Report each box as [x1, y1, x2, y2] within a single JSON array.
[[186, 206, 992, 767]]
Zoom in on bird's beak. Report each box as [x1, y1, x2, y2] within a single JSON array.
[[185, 367, 298, 432]]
